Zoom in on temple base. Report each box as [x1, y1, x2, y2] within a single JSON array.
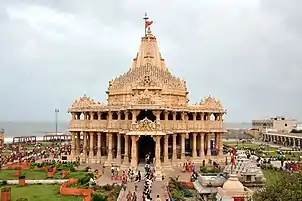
[[154, 166, 163, 181]]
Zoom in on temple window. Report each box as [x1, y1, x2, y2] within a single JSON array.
[[120, 111, 126, 120], [112, 112, 118, 120], [79, 112, 83, 120], [196, 113, 201, 120], [176, 113, 182, 120], [101, 112, 107, 120], [128, 112, 133, 120], [168, 112, 173, 120], [203, 113, 208, 121], [188, 113, 193, 121], [160, 112, 165, 120], [93, 113, 98, 120], [210, 113, 215, 121]]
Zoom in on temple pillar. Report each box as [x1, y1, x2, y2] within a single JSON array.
[[116, 133, 122, 163], [206, 133, 211, 157], [154, 135, 163, 181], [131, 110, 138, 124], [89, 132, 94, 157], [164, 135, 169, 163], [181, 133, 185, 160], [152, 111, 161, 124], [192, 133, 197, 158], [130, 135, 137, 167], [172, 134, 177, 162], [193, 113, 197, 121], [76, 132, 81, 155], [97, 133, 101, 159], [71, 132, 76, 156], [83, 132, 87, 157], [199, 133, 205, 158], [155, 136, 162, 167], [122, 135, 129, 165], [218, 133, 223, 156], [107, 133, 113, 162], [214, 133, 218, 149]]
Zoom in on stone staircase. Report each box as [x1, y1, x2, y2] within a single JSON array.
[[193, 180, 203, 194]]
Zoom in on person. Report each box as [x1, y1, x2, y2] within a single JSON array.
[[156, 194, 161, 201], [126, 191, 132, 201], [138, 170, 141, 181], [132, 192, 137, 201]]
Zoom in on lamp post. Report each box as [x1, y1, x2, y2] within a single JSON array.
[[55, 109, 59, 135]]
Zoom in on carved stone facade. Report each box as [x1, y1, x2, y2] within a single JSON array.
[[0, 129, 4, 153], [68, 28, 227, 169]]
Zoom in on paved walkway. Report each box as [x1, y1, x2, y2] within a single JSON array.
[[82, 164, 192, 200], [118, 180, 168, 201]]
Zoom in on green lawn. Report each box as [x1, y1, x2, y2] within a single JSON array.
[[224, 142, 301, 160], [2, 185, 83, 201], [224, 142, 261, 149], [64, 171, 87, 179], [262, 169, 283, 185], [0, 170, 62, 180]]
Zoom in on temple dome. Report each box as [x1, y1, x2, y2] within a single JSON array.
[[222, 174, 244, 192]]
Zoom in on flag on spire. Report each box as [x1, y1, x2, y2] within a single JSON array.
[[145, 20, 153, 28], [143, 13, 153, 36]]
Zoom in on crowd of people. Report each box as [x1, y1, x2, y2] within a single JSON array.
[[142, 153, 155, 201], [0, 142, 71, 168]]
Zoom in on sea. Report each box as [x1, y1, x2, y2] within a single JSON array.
[[0, 121, 252, 143]]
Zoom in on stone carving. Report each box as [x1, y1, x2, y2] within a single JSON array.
[[131, 89, 162, 105], [199, 95, 223, 109], [109, 65, 186, 91], [135, 75, 161, 87], [132, 117, 160, 131], [71, 95, 96, 108]]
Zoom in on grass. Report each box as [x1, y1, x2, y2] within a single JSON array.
[[64, 171, 87, 179], [0, 170, 62, 180], [224, 142, 261, 149], [224, 142, 301, 160], [1, 184, 83, 201], [262, 169, 283, 185]]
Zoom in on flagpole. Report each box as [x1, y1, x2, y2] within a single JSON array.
[[143, 12, 149, 36]]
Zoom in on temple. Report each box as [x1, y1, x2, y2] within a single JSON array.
[[0, 129, 4, 154], [68, 19, 227, 171]]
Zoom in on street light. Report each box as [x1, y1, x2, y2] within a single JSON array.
[[55, 108, 59, 135]]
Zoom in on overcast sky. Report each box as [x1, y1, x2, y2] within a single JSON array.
[[0, 0, 301, 123]]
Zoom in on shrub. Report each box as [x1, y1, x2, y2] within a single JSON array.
[[92, 193, 108, 201], [1, 180, 8, 185], [16, 198, 28, 201], [1, 187, 11, 192]]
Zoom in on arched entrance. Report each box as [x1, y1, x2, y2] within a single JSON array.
[[138, 135, 155, 163], [137, 110, 156, 121]]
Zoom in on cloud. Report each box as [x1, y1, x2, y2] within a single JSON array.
[[0, 0, 301, 122]]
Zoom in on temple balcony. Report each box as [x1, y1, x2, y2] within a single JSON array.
[[69, 119, 225, 133]]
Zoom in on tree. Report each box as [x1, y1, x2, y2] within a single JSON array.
[[253, 171, 302, 201]]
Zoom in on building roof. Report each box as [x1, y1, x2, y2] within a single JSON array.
[[69, 22, 225, 112], [222, 174, 244, 192]]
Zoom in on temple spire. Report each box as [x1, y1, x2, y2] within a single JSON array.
[[143, 13, 153, 36], [131, 15, 166, 70]]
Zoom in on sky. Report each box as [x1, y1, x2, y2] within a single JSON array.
[[0, 0, 301, 123]]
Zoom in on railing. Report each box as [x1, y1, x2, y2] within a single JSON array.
[[69, 120, 225, 132]]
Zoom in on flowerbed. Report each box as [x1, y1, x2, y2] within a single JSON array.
[[167, 177, 198, 201]]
